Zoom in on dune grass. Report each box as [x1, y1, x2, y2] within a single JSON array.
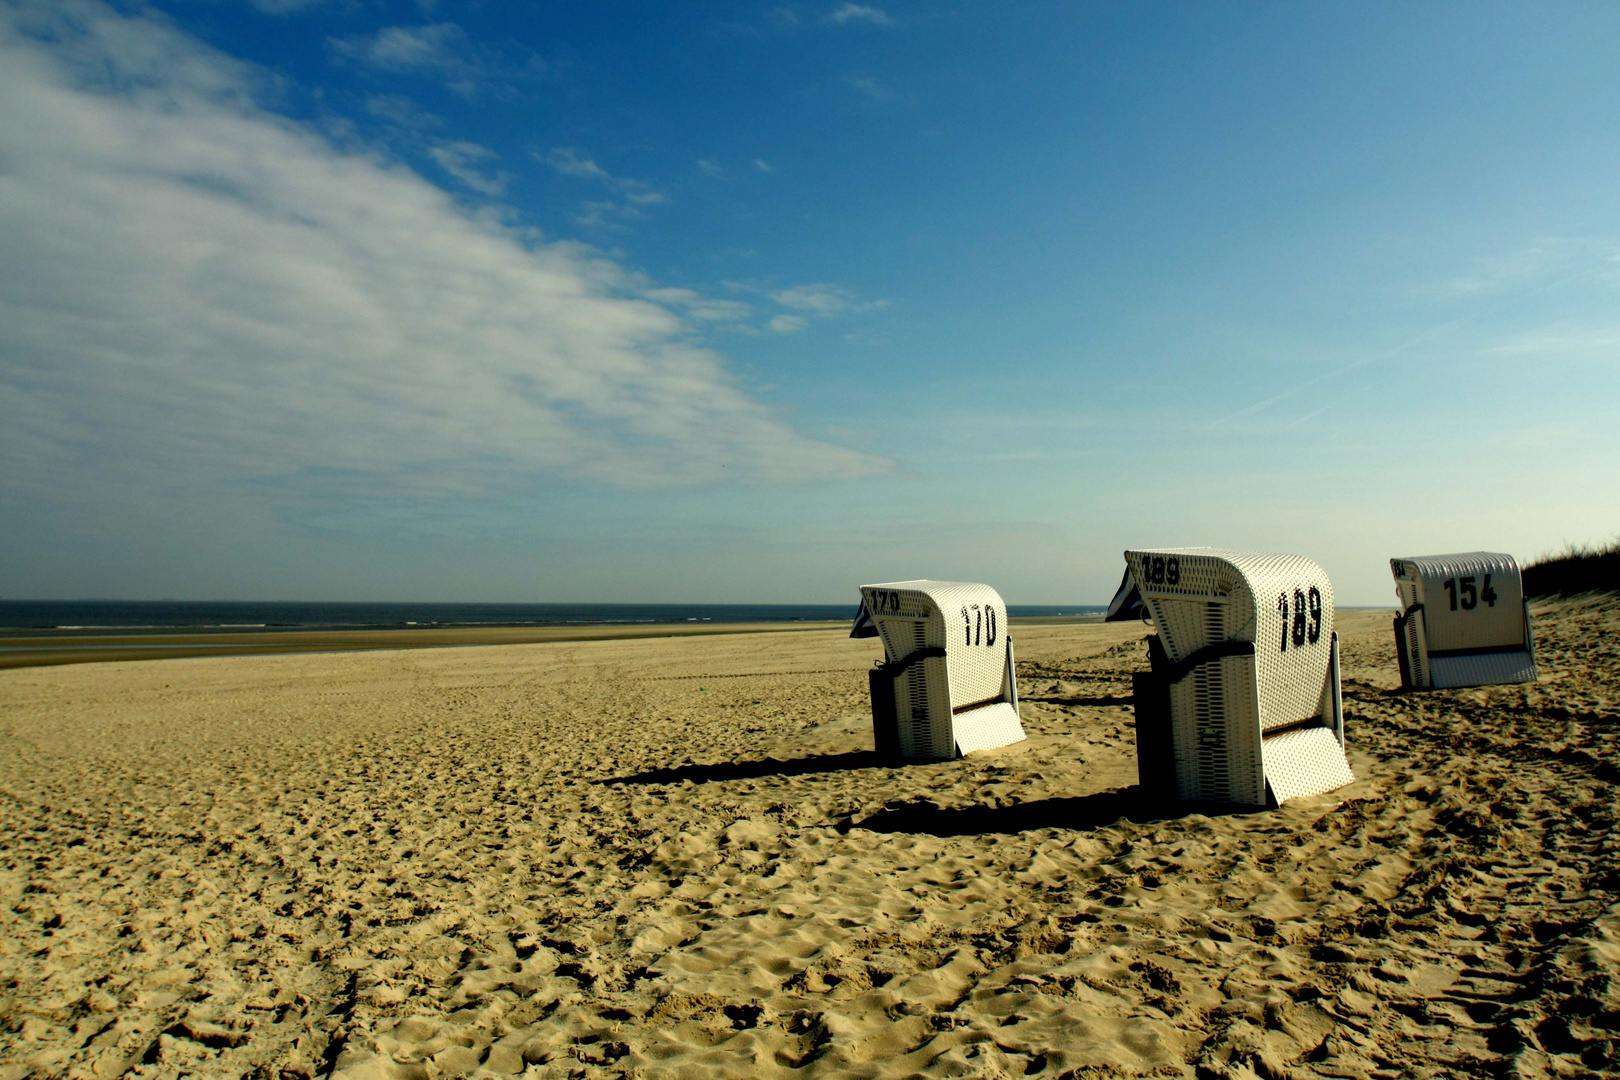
[[1523, 537, 1620, 597]]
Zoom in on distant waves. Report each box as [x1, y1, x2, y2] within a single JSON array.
[[0, 600, 1104, 634]]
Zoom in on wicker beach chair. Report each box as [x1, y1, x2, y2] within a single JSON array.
[[851, 580, 1025, 759], [1125, 548, 1353, 807], [1390, 552, 1536, 690]]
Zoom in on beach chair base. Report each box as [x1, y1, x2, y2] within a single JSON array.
[[1428, 650, 1538, 689]]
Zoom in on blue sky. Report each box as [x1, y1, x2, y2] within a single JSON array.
[[2, 0, 1617, 605]]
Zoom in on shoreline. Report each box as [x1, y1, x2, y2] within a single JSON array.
[[0, 621, 844, 670], [0, 616, 1105, 670]]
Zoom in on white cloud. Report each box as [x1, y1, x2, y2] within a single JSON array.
[[0, 1, 889, 504], [542, 147, 665, 225], [753, 158, 774, 173], [366, 92, 442, 129], [334, 22, 465, 71], [544, 145, 611, 181], [331, 22, 543, 97], [707, 282, 892, 333], [427, 140, 509, 195], [696, 158, 723, 177], [771, 283, 889, 316], [642, 288, 752, 323], [1481, 324, 1620, 357], [1436, 237, 1620, 298], [829, 4, 896, 26], [774, 283, 854, 313]]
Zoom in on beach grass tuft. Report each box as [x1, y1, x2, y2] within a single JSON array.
[[1523, 536, 1620, 597]]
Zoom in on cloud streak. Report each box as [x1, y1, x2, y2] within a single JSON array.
[[829, 4, 896, 27], [772, 283, 888, 315], [0, 0, 889, 512], [542, 147, 666, 225], [330, 22, 545, 97], [427, 140, 509, 195], [1203, 243, 1619, 430]]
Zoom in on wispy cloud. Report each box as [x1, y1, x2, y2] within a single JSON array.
[[829, 4, 896, 26], [1208, 240, 1620, 430], [542, 147, 665, 225], [365, 92, 442, 130], [753, 158, 775, 173], [840, 74, 893, 102], [1481, 323, 1620, 358], [642, 288, 752, 323], [1434, 237, 1620, 298], [330, 22, 544, 98], [427, 140, 509, 195], [554, 150, 666, 203], [774, 284, 852, 313], [0, 1, 889, 508], [699, 282, 891, 335], [696, 158, 723, 177], [772, 283, 888, 315]]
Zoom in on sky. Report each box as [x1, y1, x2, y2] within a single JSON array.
[[2, 0, 1618, 605]]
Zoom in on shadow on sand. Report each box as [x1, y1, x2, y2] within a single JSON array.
[[599, 750, 886, 787], [1022, 693, 1135, 708], [846, 786, 1251, 837]]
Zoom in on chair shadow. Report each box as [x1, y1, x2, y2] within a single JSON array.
[[848, 786, 1249, 837], [1024, 694, 1135, 708], [598, 750, 885, 787]]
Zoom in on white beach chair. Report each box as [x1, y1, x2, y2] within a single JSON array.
[[1390, 552, 1536, 690], [851, 580, 1025, 759], [1125, 548, 1353, 807]]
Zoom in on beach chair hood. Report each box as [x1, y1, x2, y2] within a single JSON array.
[[1126, 547, 1353, 806], [1391, 552, 1536, 689], [857, 579, 1025, 758]]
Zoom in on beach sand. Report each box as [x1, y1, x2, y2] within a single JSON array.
[[0, 623, 848, 672], [1, 600, 1616, 1078]]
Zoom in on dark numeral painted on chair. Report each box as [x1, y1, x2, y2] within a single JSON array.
[[1442, 574, 1497, 612], [959, 604, 997, 647], [1141, 555, 1181, 586], [868, 589, 903, 614], [1277, 585, 1323, 652]]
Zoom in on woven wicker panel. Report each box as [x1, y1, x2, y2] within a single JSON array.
[[1263, 727, 1355, 804], [952, 702, 1025, 756], [1430, 651, 1539, 689], [1164, 652, 1265, 804], [883, 618, 946, 757], [860, 580, 1025, 758]]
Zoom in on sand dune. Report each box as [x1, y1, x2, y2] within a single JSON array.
[[1, 601, 1617, 1078]]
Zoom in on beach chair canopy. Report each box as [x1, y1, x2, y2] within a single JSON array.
[[1390, 552, 1536, 690], [1126, 547, 1353, 807], [1104, 566, 1144, 622], [855, 579, 1025, 758]]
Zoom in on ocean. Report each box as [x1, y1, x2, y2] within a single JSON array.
[[0, 600, 1104, 635]]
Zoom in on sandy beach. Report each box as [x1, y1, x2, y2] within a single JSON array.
[[2, 599, 1616, 1078]]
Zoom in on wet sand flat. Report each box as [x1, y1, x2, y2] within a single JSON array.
[[1, 601, 1617, 1078], [0, 623, 846, 672]]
